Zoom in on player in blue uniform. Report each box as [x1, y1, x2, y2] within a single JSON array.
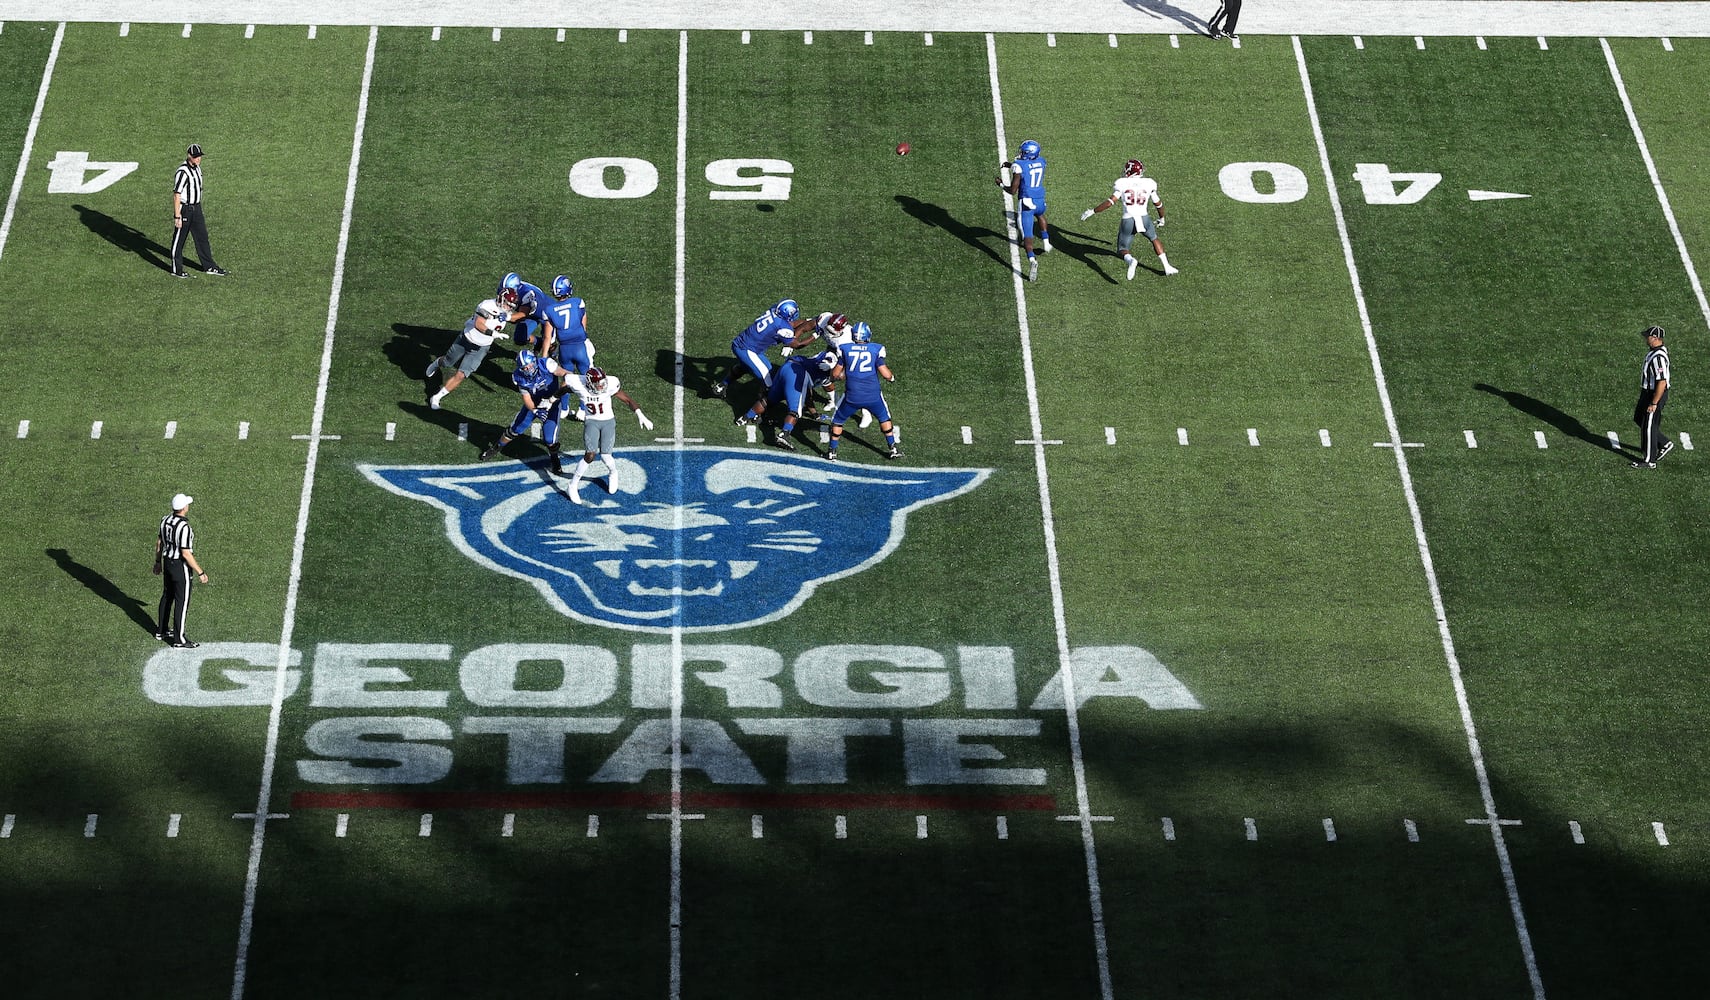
[[1005, 139, 1051, 281], [735, 349, 842, 451], [478, 349, 573, 474], [827, 322, 902, 461], [713, 298, 816, 399], [498, 272, 552, 349], [542, 274, 595, 375]]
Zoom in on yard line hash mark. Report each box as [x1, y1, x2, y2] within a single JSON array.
[[1477, 36, 1488, 50], [1161, 817, 1176, 841], [418, 813, 433, 837], [1170, 34, 1179, 48], [492, 28, 501, 42], [1535, 430, 1548, 449], [432, 26, 441, 40], [741, 30, 750, 44], [961, 426, 973, 444], [996, 816, 1009, 840], [1295, 36, 1546, 1000], [1653, 821, 1669, 846], [1569, 821, 1584, 844], [335, 814, 347, 837], [84, 814, 98, 837], [1323, 818, 1338, 842], [230, 27, 377, 1000], [1680, 432, 1694, 450], [864, 31, 873, 45], [835, 815, 848, 839], [16, 420, 28, 439], [1353, 36, 1363, 49], [1464, 430, 1478, 448], [91, 421, 102, 439], [1606, 431, 1621, 449], [167, 814, 182, 838], [238, 421, 250, 440], [1405, 819, 1419, 842], [1177, 427, 1189, 446], [1047, 33, 1056, 47], [1538, 36, 1549, 50], [751, 815, 763, 839], [245, 25, 255, 38], [924, 32, 934, 46], [587, 815, 600, 838], [1415, 36, 1425, 49], [1320, 428, 1333, 447], [385, 422, 395, 441], [0, 814, 13, 837], [1661, 37, 1673, 51], [1245, 817, 1258, 841], [182, 23, 191, 38], [1108, 33, 1118, 47], [988, 33, 1114, 1000], [617, 29, 626, 43], [804, 30, 813, 44], [1105, 427, 1117, 445], [308, 25, 317, 39], [165, 421, 177, 439], [501, 813, 514, 837], [916, 815, 928, 839], [0, 21, 64, 266], [457, 422, 468, 441], [1247, 428, 1260, 447], [120, 22, 129, 36]]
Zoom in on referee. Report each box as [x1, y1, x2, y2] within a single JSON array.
[[152, 493, 209, 648], [1632, 325, 1674, 469], [169, 143, 229, 278]]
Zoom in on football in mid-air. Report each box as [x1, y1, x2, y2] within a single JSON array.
[[895, 142, 911, 155]]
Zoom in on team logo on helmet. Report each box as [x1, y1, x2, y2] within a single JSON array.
[[775, 299, 801, 322], [1019, 140, 1041, 160], [1124, 159, 1145, 177], [851, 321, 872, 343], [499, 272, 522, 295], [516, 349, 540, 378], [552, 274, 574, 299], [361, 449, 990, 632]]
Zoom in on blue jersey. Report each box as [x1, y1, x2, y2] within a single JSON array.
[[511, 360, 560, 403], [735, 306, 799, 354], [548, 296, 589, 344], [767, 351, 838, 413], [1015, 154, 1047, 206], [515, 281, 548, 319], [837, 341, 888, 404]]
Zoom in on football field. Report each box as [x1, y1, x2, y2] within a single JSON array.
[[1, 5, 1708, 998]]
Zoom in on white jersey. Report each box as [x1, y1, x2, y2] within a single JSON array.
[[568, 374, 624, 421], [1112, 175, 1160, 221], [462, 296, 506, 347], [815, 311, 854, 350]]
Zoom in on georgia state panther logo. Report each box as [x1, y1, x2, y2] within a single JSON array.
[[361, 447, 990, 633]]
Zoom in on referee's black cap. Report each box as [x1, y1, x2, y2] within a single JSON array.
[[186, 143, 204, 158], [1643, 325, 1665, 341]]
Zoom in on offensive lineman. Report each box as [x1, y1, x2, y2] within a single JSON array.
[[1081, 159, 1178, 281], [712, 298, 817, 399], [426, 288, 517, 410], [478, 349, 573, 474], [736, 349, 843, 451], [828, 322, 902, 461], [562, 366, 653, 505]]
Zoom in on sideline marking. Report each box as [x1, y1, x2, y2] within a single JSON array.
[[168, 814, 181, 838], [230, 27, 377, 1000], [418, 813, 433, 837], [996, 816, 1009, 840], [1323, 818, 1338, 842], [587, 815, 600, 837], [291, 433, 342, 441], [1405, 819, 1419, 842], [741, 29, 750, 44], [120, 22, 129, 35], [335, 813, 347, 838], [1464, 429, 1478, 449], [0, 21, 64, 266], [1244, 817, 1258, 841], [1477, 35, 1488, 50], [1247, 427, 1260, 447], [1604, 40, 1710, 333], [1295, 36, 1545, 1000], [1105, 426, 1116, 445], [1606, 430, 1621, 449], [501, 813, 514, 837], [1176, 427, 1189, 446], [245, 24, 255, 38], [804, 30, 813, 45], [492, 28, 501, 41], [1320, 428, 1332, 447], [85, 814, 98, 837], [1569, 821, 1584, 844], [16, 420, 27, 439], [308, 25, 317, 39], [617, 29, 625, 43], [182, 23, 191, 38], [989, 33, 1114, 1000], [1170, 34, 1179, 49], [835, 815, 848, 839], [1538, 36, 1549, 50], [925, 32, 934, 46], [1161, 817, 1176, 841], [1661, 37, 1673, 51], [385, 422, 396, 441], [1415, 36, 1425, 49], [238, 421, 250, 440], [1108, 33, 1118, 48], [1047, 32, 1056, 47], [1534, 430, 1548, 449], [916, 815, 928, 839], [91, 420, 103, 440], [865, 31, 873, 45], [296, 790, 1057, 811], [961, 425, 972, 444], [1652, 821, 1669, 846], [1353, 36, 1363, 49], [165, 421, 177, 439], [751, 815, 763, 839], [1680, 432, 1694, 450], [432, 26, 441, 40], [0, 814, 12, 838]]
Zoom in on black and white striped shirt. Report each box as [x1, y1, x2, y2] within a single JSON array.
[[158, 514, 195, 560], [173, 160, 203, 204], [1641, 345, 1671, 391]]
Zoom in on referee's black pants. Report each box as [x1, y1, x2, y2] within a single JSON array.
[[1633, 390, 1670, 462], [1209, 0, 1243, 34], [157, 558, 195, 640], [169, 202, 219, 273]]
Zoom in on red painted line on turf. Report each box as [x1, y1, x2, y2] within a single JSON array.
[[291, 789, 1057, 812]]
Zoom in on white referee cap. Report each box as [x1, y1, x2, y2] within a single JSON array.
[[171, 493, 194, 510]]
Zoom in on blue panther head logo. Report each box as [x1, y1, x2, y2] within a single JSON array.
[[361, 447, 990, 633]]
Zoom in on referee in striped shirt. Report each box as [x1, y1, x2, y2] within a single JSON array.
[[169, 143, 229, 278], [153, 493, 209, 648], [1632, 325, 1674, 469]]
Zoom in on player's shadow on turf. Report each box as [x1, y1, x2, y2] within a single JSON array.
[[1048, 225, 1126, 285], [388, 322, 504, 396], [1474, 383, 1616, 452], [1120, 0, 1213, 34], [73, 204, 171, 272], [396, 400, 506, 449], [894, 195, 1009, 269], [45, 547, 156, 636]]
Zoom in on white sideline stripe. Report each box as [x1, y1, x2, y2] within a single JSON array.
[[1247, 427, 1260, 447], [1244, 817, 1258, 841], [1606, 430, 1621, 449], [308, 25, 317, 38], [418, 813, 433, 837], [182, 23, 191, 37], [335, 813, 347, 838], [1320, 428, 1332, 447], [230, 27, 376, 1000], [1161, 817, 1176, 841], [996, 816, 1008, 840], [916, 815, 928, 839], [1680, 432, 1693, 450], [834, 814, 847, 839], [385, 421, 396, 441], [1405, 818, 1420, 842], [1415, 35, 1424, 49], [1535, 430, 1548, 449], [0, 814, 12, 837], [1661, 37, 1672, 51], [1177, 427, 1189, 446], [1353, 35, 1362, 49], [1465, 429, 1478, 449], [238, 421, 250, 440], [120, 22, 128, 35], [165, 421, 177, 439], [1603, 40, 1710, 334], [1046, 32, 1055, 47], [987, 35, 1113, 1000], [91, 420, 103, 440], [1105, 426, 1116, 445], [1295, 36, 1545, 1000], [1538, 36, 1549, 50], [501, 812, 515, 837], [167, 814, 181, 838], [1323, 818, 1338, 842], [587, 815, 600, 837], [751, 815, 763, 839], [245, 24, 255, 38], [85, 814, 98, 837], [1569, 820, 1584, 844], [1652, 821, 1669, 846], [15, 420, 27, 439], [0, 21, 63, 266], [1477, 36, 1488, 50], [432, 26, 440, 39], [666, 33, 691, 1000], [961, 425, 972, 444], [492, 27, 501, 41]]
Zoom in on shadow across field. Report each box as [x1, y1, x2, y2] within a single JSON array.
[[894, 195, 1009, 269], [45, 547, 156, 636], [1474, 383, 1619, 453], [1119, 0, 1212, 34], [73, 204, 172, 273]]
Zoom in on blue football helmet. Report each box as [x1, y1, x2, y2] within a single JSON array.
[[552, 274, 574, 299], [1018, 139, 1041, 160], [775, 298, 801, 322], [516, 349, 540, 378], [498, 272, 522, 296], [851, 321, 872, 343]]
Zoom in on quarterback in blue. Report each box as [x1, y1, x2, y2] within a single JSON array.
[[736, 349, 842, 451], [542, 274, 595, 375], [828, 322, 902, 461], [498, 272, 552, 349], [713, 298, 817, 399], [1004, 139, 1051, 281], [478, 349, 573, 474]]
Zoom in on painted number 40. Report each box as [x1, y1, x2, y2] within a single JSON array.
[[569, 157, 793, 201], [1218, 161, 1442, 205]]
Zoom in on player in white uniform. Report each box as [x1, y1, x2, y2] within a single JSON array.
[[1080, 159, 1178, 282], [561, 366, 653, 505], [426, 288, 517, 409]]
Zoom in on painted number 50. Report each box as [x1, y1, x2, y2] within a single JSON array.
[[568, 157, 794, 201]]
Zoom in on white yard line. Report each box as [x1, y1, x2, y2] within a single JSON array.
[[1292, 35, 1545, 1000], [668, 28, 690, 1000], [1601, 39, 1710, 332], [229, 25, 377, 1000], [0, 21, 63, 267], [985, 32, 1114, 1000]]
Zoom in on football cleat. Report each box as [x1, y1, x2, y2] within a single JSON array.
[[1659, 440, 1676, 462], [886, 447, 904, 460], [1124, 158, 1145, 177], [1018, 139, 1041, 160], [585, 366, 608, 394], [550, 458, 565, 476], [479, 444, 500, 460], [851, 321, 872, 344], [552, 274, 574, 299], [1028, 256, 1039, 282], [735, 415, 752, 427], [1631, 460, 1656, 469], [1126, 256, 1139, 281], [425, 357, 441, 377], [774, 298, 800, 322], [826, 451, 839, 461], [711, 381, 728, 398], [773, 434, 795, 451]]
